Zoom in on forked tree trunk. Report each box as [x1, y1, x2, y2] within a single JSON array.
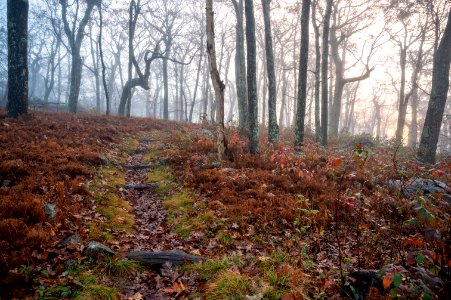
[[60, 0, 96, 113]]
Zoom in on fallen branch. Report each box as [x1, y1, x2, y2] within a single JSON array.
[[128, 250, 204, 266]]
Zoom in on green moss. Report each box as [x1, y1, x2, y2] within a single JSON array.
[[97, 194, 134, 234], [117, 138, 140, 155], [164, 191, 194, 212], [147, 166, 175, 195], [99, 167, 125, 188], [143, 148, 159, 162]]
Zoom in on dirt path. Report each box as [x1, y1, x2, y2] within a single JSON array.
[[118, 137, 198, 299]]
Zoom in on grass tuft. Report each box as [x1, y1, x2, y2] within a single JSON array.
[[206, 270, 252, 300], [75, 284, 119, 300], [104, 256, 139, 277]]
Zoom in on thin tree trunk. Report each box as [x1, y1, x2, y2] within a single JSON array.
[[98, 1, 110, 115], [262, 0, 278, 143], [320, 0, 333, 145], [206, 0, 226, 160], [232, 0, 248, 129], [312, 0, 321, 141], [295, 0, 311, 146], [245, 0, 259, 153]]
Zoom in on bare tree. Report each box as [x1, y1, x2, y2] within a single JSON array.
[[384, 1, 431, 141], [118, 0, 161, 116], [329, 0, 375, 136], [59, 0, 97, 113]]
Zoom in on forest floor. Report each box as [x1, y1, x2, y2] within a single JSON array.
[[0, 111, 450, 300]]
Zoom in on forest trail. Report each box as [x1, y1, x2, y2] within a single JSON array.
[[118, 135, 202, 298]]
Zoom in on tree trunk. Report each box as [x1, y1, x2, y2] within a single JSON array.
[[312, 0, 321, 141], [43, 35, 61, 103], [232, 0, 248, 129], [395, 47, 408, 141], [98, 1, 110, 115], [163, 39, 172, 120], [7, 0, 28, 118], [418, 8, 451, 164], [320, 0, 333, 145], [407, 87, 418, 148], [245, 0, 259, 153], [261, 0, 279, 143], [206, 0, 226, 160], [279, 68, 287, 128], [294, 0, 311, 146]]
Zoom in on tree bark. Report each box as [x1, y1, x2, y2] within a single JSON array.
[[206, 0, 227, 160], [295, 0, 311, 146], [245, 0, 259, 153], [231, 0, 248, 129], [162, 39, 172, 119], [98, 1, 110, 115], [407, 87, 418, 148], [320, 0, 333, 146], [7, 0, 29, 118], [312, 0, 321, 141], [418, 8, 451, 164], [261, 0, 279, 143]]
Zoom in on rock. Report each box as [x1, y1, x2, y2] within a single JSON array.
[[44, 202, 56, 221], [97, 156, 109, 166], [1, 180, 12, 188], [220, 168, 236, 173], [128, 250, 204, 266], [158, 157, 171, 165], [193, 129, 214, 138], [123, 183, 159, 190], [59, 235, 82, 247], [84, 241, 114, 257], [209, 161, 222, 168], [404, 178, 449, 199]]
